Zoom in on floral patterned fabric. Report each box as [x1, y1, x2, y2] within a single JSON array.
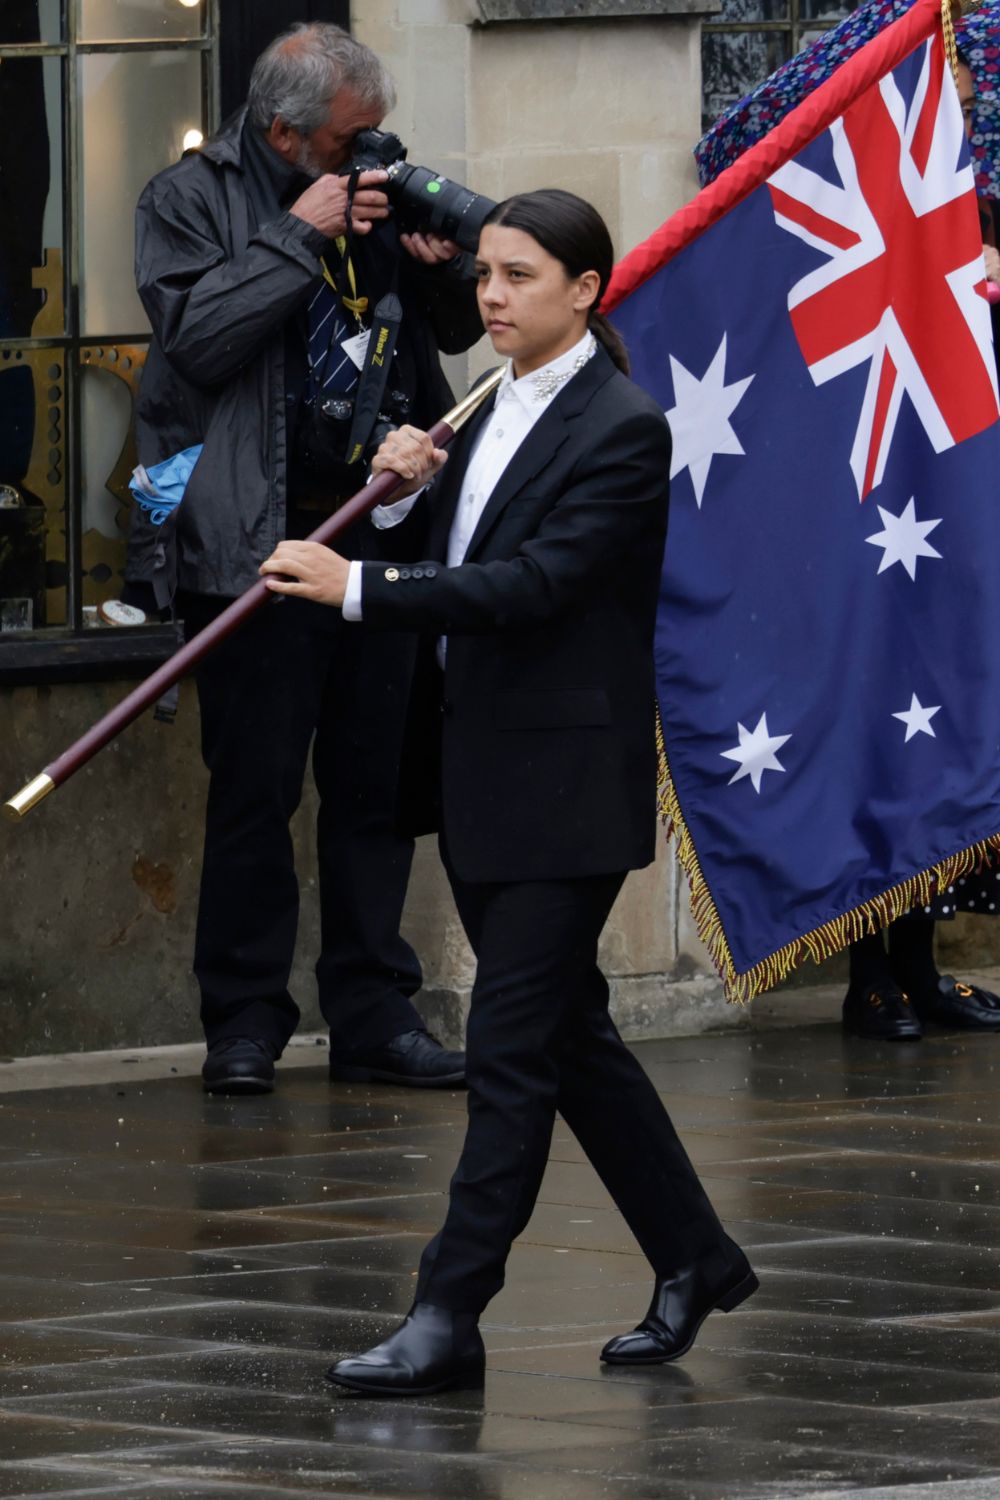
[[695, 0, 1000, 200]]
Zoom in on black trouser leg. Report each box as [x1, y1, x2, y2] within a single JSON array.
[[185, 593, 422, 1057], [553, 976, 729, 1276], [313, 627, 424, 1053], [415, 862, 728, 1313], [848, 930, 893, 989], [888, 916, 939, 991], [185, 594, 337, 1051]]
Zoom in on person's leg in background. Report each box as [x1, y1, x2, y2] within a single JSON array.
[[314, 626, 465, 1086], [186, 593, 340, 1093], [889, 915, 1000, 1029], [842, 928, 922, 1041]]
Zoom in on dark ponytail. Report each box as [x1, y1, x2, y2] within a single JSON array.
[[482, 189, 630, 375]]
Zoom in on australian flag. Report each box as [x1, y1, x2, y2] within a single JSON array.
[[608, 3, 1000, 1000]]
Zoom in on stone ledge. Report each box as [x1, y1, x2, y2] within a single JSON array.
[[474, 0, 721, 24], [417, 970, 743, 1049], [7, 970, 996, 1092]]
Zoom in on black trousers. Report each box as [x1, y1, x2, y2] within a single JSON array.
[[415, 851, 730, 1313], [182, 590, 423, 1055]]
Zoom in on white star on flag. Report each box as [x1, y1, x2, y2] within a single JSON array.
[[721, 712, 792, 792], [866, 497, 942, 580], [665, 335, 754, 507], [892, 693, 941, 742]]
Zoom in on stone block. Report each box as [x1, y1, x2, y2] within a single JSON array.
[[400, 24, 471, 160], [469, 23, 698, 155], [402, 0, 479, 23], [468, 148, 622, 230], [610, 970, 743, 1040], [599, 837, 677, 977], [618, 141, 702, 249]]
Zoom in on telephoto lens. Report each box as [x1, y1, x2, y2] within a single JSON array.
[[385, 162, 496, 254], [350, 128, 496, 254]]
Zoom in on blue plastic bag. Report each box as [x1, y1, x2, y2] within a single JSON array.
[[129, 444, 203, 527]]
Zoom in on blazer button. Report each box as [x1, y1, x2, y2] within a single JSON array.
[[385, 567, 399, 582], [412, 567, 424, 580], [399, 567, 412, 581], [425, 565, 438, 578]]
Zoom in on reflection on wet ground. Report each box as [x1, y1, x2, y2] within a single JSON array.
[[1, 1020, 1000, 1498]]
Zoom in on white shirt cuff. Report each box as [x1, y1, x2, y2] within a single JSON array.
[[370, 486, 427, 528], [343, 560, 364, 621]]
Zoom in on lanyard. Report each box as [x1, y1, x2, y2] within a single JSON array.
[[321, 239, 368, 329]]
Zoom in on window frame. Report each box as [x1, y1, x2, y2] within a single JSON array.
[[0, 0, 220, 682], [701, 1, 856, 136]]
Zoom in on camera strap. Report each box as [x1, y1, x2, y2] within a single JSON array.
[[344, 289, 403, 465], [333, 167, 368, 327]]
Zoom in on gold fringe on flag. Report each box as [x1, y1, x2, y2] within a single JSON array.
[[656, 714, 1000, 1005]]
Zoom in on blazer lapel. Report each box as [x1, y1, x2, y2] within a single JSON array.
[[463, 346, 617, 560]]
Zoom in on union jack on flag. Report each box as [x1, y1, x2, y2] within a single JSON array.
[[605, 0, 1000, 1000], [769, 42, 999, 497]]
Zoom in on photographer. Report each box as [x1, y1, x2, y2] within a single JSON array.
[[128, 22, 483, 1094]]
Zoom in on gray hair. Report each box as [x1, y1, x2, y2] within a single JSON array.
[[247, 23, 396, 135]]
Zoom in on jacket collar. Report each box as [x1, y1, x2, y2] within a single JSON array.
[[460, 343, 618, 559], [200, 107, 249, 168]]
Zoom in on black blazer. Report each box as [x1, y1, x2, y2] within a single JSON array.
[[361, 345, 671, 884]]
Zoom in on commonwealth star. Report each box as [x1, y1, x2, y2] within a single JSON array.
[[721, 712, 792, 793], [866, 498, 942, 580], [665, 335, 755, 508]]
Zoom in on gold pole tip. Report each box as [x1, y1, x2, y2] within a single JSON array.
[[4, 773, 55, 822]]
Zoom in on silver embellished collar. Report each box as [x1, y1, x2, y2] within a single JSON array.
[[528, 336, 597, 402]]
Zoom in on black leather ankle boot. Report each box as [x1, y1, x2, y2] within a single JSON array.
[[601, 1247, 758, 1365], [326, 1303, 485, 1396]]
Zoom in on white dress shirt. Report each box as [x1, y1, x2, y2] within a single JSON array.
[[342, 331, 597, 640]]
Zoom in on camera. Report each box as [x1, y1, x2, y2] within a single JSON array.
[[349, 128, 496, 254], [316, 388, 412, 461]]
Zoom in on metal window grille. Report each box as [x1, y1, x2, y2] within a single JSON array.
[[0, 0, 220, 677], [701, 0, 860, 134]]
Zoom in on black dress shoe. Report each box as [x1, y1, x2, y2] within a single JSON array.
[[600, 1250, 758, 1366], [842, 982, 922, 1041], [910, 975, 1000, 1030], [329, 1029, 465, 1088], [326, 1303, 485, 1396], [201, 1037, 277, 1095]]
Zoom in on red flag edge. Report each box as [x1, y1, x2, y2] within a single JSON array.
[[602, 0, 943, 313]]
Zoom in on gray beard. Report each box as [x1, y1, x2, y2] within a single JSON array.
[[294, 138, 323, 179]]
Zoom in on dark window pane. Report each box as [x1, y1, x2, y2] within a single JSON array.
[[717, 0, 790, 20], [0, 0, 62, 44], [798, 0, 855, 20], [702, 30, 791, 133], [0, 350, 66, 629], [77, 0, 205, 42], [0, 56, 64, 338]]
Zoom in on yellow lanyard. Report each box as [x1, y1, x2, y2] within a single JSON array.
[[323, 240, 368, 327]]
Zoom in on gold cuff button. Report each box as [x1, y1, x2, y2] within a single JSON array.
[[385, 567, 400, 582]]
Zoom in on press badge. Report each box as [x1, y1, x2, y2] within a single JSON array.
[[342, 330, 371, 370]]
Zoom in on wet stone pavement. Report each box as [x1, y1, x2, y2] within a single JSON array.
[[2, 1012, 1000, 1500]]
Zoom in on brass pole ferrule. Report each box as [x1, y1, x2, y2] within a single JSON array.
[[4, 773, 55, 822], [441, 367, 505, 435]]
